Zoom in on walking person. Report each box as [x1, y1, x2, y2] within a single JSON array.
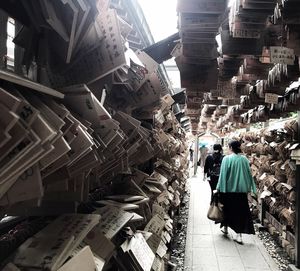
[[189, 142, 194, 164], [204, 144, 223, 197], [198, 145, 208, 168], [216, 140, 256, 244]]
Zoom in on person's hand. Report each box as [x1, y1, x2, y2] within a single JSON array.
[[213, 190, 218, 194], [250, 191, 257, 197]]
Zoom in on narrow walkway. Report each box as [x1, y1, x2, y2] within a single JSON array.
[[184, 173, 280, 271]]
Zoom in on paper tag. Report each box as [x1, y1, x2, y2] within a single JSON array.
[[121, 233, 155, 271], [144, 214, 165, 236], [136, 50, 159, 74], [151, 171, 168, 185], [57, 246, 97, 271], [233, 29, 260, 39], [161, 94, 175, 107], [13, 214, 100, 270], [265, 93, 279, 104], [217, 79, 236, 98], [270, 46, 295, 65], [96, 206, 134, 239], [185, 108, 201, 116], [151, 256, 163, 271], [156, 241, 168, 258], [152, 204, 166, 217], [84, 227, 115, 260]]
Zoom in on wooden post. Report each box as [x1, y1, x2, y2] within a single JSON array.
[[14, 21, 24, 75], [295, 112, 300, 268], [260, 198, 266, 225], [0, 10, 8, 70], [193, 136, 199, 176]]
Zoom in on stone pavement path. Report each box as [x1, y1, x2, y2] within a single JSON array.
[[184, 173, 280, 271]]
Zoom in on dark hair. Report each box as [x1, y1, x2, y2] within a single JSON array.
[[229, 140, 242, 154], [213, 144, 222, 153]]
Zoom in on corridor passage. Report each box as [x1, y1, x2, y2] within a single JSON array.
[[184, 173, 279, 271]]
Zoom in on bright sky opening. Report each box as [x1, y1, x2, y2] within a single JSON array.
[[137, 0, 178, 42]]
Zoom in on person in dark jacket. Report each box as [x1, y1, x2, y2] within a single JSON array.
[[204, 144, 223, 196]]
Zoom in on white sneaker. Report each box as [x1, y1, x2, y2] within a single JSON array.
[[234, 234, 243, 244]]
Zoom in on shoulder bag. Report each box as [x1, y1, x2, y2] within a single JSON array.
[[207, 193, 224, 223]]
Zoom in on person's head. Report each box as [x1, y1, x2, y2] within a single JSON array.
[[228, 140, 242, 154], [213, 144, 223, 154]]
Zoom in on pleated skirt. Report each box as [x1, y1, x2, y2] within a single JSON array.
[[219, 192, 255, 234]]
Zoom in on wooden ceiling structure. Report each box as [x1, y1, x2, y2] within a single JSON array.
[[175, 0, 300, 135]]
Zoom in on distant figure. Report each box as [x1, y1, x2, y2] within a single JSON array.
[[189, 143, 194, 162], [216, 140, 256, 244], [198, 145, 208, 168], [204, 144, 223, 196]]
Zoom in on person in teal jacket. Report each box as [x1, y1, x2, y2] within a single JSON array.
[[216, 140, 256, 244]]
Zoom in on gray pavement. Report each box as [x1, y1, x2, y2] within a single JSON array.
[[184, 173, 280, 271]]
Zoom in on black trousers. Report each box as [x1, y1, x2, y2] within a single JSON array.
[[208, 176, 218, 194]]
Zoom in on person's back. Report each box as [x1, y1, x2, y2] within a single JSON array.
[[198, 145, 208, 167], [217, 153, 256, 193], [215, 140, 256, 243], [210, 152, 223, 177], [204, 144, 223, 195]]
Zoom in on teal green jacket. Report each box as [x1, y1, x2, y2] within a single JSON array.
[[216, 153, 256, 193]]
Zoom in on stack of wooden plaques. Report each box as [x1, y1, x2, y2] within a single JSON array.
[[0, 2, 190, 270], [239, 121, 299, 260]]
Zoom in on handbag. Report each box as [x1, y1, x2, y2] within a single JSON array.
[[207, 193, 224, 223]]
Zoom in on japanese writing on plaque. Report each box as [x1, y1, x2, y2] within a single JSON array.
[[232, 29, 260, 39], [217, 79, 236, 99], [265, 93, 279, 105], [270, 47, 295, 65]]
